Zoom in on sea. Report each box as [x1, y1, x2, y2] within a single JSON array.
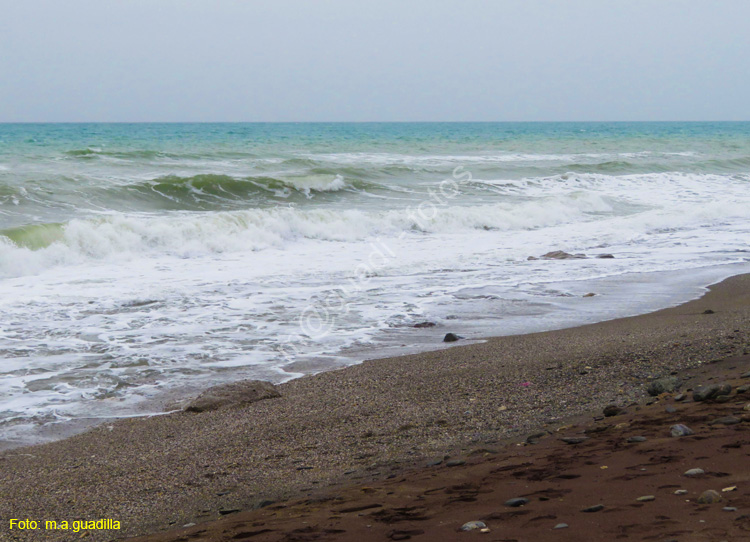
[[1, 122, 749, 449]]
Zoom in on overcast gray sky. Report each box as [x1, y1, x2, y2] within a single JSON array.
[[1, 0, 748, 122]]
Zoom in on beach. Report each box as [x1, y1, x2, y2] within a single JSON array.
[[2, 272, 749, 541]]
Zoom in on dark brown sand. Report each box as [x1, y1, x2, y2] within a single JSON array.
[[128, 354, 750, 542], [1, 274, 750, 542]]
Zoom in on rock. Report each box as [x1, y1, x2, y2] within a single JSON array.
[[736, 385, 749, 394], [744, 403, 750, 412], [185, 380, 281, 413], [583, 292, 596, 298], [723, 507, 738, 512], [553, 523, 569, 529], [703, 309, 715, 314], [718, 383, 733, 396], [443, 333, 461, 343], [627, 436, 647, 443], [715, 395, 732, 403], [741, 371, 750, 379], [693, 384, 722, 402], [413, 321, 436, 328], [636, 495, 655, 502], [561, 436, 589, 445], [541, 250, 587, 260], [674, 393, 686, 401], [665, 405, 677, 413], [505, 498, 529, 507], [542, 250, 586, 260], [674, 489, 688, 495], [582, 504, 604, 513], [697, 490, 722, 504], [527, 256, 539, 261], [710, 416, 741, 425], [459, 521, 486, 531], [603, 405, 623, 417], [445, 459, 465, 467], [670, 424, 694, 437], [722, 486, 737, 492], [596, 253, 615, 259], [646, 377, 681, 396], [684, 468, 705, 477]]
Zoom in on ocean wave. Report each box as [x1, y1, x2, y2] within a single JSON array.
[[0, 194, 617, 276]]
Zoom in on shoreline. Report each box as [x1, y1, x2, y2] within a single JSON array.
[[4, 261, 748, 453], [1, 273, 750, 541]]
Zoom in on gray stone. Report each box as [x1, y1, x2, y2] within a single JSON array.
[[541, 250, 587, 260], [596, 254, 615, 259], [460, 521, 487, 531], [647, 377, 681, 396], [741, 371, 750, 379], [185, 380, 280, 413], [582, 504, 604, 513], [505, 498, 529, 507], [710, 416, 741, 425], [665, 405, 677, 413], [715, 395, 732, 403], [627, 436, 647, 443], [670, 424, 694, 437], [693, 384, 721, 402], [413, 321, 436, 328], [443, 333, 461, 342], [697, 490, 722, 504], [674, 489, 688, 495], [553, 523, 569, 529], [446, 459, 465, 467], [723, 507, 738, 512], [736, 385, 749, 394], [684, 468, 705, 477], [674, 393, 686, 401], [636, 495, 655, 502]]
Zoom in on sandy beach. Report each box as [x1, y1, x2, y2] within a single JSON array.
[[2, 273, 750, 542]]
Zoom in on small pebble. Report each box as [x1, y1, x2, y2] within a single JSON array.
[[582, 504, 604, 513], [674, 490, 688, 495], [741, 371, 750, 379], [505, 498, 529, 507], [446, 459, 465, 467], [722, 486, 737, 492], [460, 521, 486, 531], [670, 424, 694, 437], [684, 468, 705, 476], [636, 495, 655, 502], [697, 490, 722, 504], [627, 436, 647, 443], [674, 393, 686, 401], [743, 403, 750, 411], [723, 507, 738, 512], [553, 523, 569, 529], [665, 405, 677, 413]]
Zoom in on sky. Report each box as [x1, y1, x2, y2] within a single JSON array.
[[1, 0, 749, 122]]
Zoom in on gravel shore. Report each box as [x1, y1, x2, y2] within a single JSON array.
[[2, 274, 750, 541]]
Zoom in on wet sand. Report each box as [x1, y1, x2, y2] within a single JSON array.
[[1, 274, 750, 541]]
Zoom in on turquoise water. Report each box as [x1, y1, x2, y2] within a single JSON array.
[[1, 122, 749, 448]]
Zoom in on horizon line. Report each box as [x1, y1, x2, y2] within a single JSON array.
[[1, 119, 749, 125]]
